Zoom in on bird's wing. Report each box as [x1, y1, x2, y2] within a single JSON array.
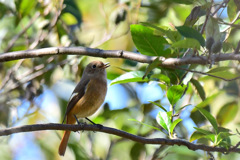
[[62, 78, 90, 124]]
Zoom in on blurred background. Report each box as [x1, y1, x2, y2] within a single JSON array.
[[0, 0, 240, 160]]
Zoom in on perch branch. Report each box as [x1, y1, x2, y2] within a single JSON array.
[[0, 123, 239, 153], [1, 47, 240, 67]]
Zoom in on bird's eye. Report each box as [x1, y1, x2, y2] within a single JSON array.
[[92, 64, 97, 69]]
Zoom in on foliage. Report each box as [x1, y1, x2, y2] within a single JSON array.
[[0, 0, 240, 160]]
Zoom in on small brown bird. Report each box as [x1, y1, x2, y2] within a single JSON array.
[[58, 61, 109, 156]]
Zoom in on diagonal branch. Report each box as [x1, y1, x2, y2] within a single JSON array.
[[1, 47, 240, 67], [0, 123, 239, 153]]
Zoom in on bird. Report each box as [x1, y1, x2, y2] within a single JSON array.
[[58, 61, 110, 156]]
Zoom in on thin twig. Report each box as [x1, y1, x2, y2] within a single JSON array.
[[0, 123, 239, 153], [0, 56, 76, 94], [200, 0, 212, 34], [211, 0, 230, 16], [174, 66, 240, 81], [4, 12, 40, 52], [221, 11, 240, 32], [0, 59, 24, 90]]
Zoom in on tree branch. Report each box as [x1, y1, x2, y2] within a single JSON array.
[[1, 47, 240, 67], [0, 123, 239, 153]]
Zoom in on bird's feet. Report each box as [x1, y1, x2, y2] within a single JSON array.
[[85, 117, 103, 131], [74, 115, 86, 133]]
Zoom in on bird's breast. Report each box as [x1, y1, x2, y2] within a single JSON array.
[[72, 78, 107, 118]]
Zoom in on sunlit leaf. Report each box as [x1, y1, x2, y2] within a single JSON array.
[[156, 111, 172, 132], [182, 72, 193, 85], [151, 74, 171, 86], [141, 22, 181, 43], [172, 38, 200, 49], [63, 0, 82, 24], [110, 71, 148, 86], [193, 127, 216, 142], [19, 0, 36, 17], [130, 24, 171, 56], [167, 85, 185, 106], [194, 127, 213, 135], [190, 131, 206, 142], [170, 119, 182, 134]]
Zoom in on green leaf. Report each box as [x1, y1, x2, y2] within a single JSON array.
[[182, 72, 193, 85], [141, 22, 181, 43], [216, 101, 238, 126], [207, 67, 232, 73], [193, 127, 216, 142], [130, 24, 170, 56], [156, 111, 172, 132], [148, 101, 167, 112], [217, 132, 232, 148], [194, 127, 213, 135], [207, 71, 238, 80], [192, 92, 220, 112], [190, 78, 206, 101], [167, 85, 185, 106], [63, 0, 82, 24], [151, 74, 171, 86], [110, 71, 148, 86], [0, 4, 8, 19], [172, 38, 200, 49], [19, 0, 36, 17], [143, 57, 162, 79], [170, 119, 182, 134], [107, 72, 121, 80], [176, 26, 205, 46], [196, 107, 218, 133], [205, 134, 216, 143], [190, 131, 206, 142], [227, 0, 238, 21]]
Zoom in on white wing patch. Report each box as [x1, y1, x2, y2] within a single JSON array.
[[69, 92, 78, 102]]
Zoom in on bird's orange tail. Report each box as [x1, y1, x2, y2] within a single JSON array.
[[58, 130, 71, 156]]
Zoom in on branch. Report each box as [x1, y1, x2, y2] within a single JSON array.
[[0, 123, 239, 153], [1, 47, 240, 67]]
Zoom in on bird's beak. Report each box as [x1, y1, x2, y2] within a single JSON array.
[[101, 62, 110, 69]]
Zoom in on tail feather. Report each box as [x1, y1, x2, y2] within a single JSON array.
[[58, 130, 71, 156]]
